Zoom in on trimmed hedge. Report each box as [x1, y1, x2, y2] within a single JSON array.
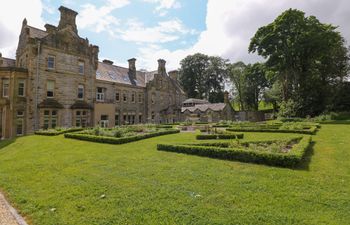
[[35, 128, 84, 136], [196, 133, 244, 140], [157, 136, 312, 168], [226, 127, 317, 135], [64, 129, 180, 144]]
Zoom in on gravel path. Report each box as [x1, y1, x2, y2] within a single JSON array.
[[0, 192, 27, 225]]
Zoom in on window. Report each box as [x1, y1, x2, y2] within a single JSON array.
[[123, 92, 127, 102], [151, 93, 155, 104], [131, 92, 135, 103], [151, 111, 155, 120], [16, 111, 24, 136], [100, 115, 108, 127], [77, 84, 84, 99], [47, 80, 55, 97], [75, 110, 88, 127], [96, 87, 105, 101], [43, 110, 57, 129], [115, 114, 119, 126], [78, 61, 84, 74], [18, 80, 25, 97], [123, 114, 127, 125], [139, 114, 142, 123], [2, 79, 9, 97], [47, 55, 55, 69], [115, 92, 120, 102], [138, 93, 143, 103]]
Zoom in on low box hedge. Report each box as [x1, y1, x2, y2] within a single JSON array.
[[196, 133, 244, 140], [157, 136, 312, 168], [64, 129, 180, 144], [226, 127, 317, 135], [35, 128, 84, 136]]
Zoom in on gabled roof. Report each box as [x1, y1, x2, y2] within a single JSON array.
[[181, 103, 227, 113], [96, 62, 146, 87]]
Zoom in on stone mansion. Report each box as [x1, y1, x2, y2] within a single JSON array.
[[0, 6, 234, 139]]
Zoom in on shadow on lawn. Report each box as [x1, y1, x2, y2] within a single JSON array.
[[295, 141, 315, 171], [0, 138, 17, 150]]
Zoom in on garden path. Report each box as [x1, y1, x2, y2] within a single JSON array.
[[0, 192, 27, 225]]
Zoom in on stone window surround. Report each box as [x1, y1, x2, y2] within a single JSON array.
[[46, 80, 55, 98], [138, 93, 143, 103], [47, 55, 56, 69], [78, 60, 85, 74], [115, 91, 120, 102], [18, 79, 25, 97], [2, 78, 9, 98], [42, 109, 58, 129], [77, 84, 84, 100]]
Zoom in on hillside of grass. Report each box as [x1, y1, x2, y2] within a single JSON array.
[[0, 125, 349, 224]]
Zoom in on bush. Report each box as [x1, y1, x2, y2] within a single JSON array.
[[64, 129, 180, 144], [157, 136, 312, 168], [196, 133, 244, 140], [226, 127, 317, 135], [35, 127, 84, 136]]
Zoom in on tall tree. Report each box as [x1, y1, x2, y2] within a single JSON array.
[[179, 53, 228, 102], [227, 62, 246, 110], [249, 8, 349, 117]]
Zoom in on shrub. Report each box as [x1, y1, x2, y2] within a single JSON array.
[[35, 127, 84, 136], [196, 133, 244, 140], [65, 129, 180, 144], [157, 136, 312, 168]]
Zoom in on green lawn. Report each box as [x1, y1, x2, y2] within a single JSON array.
[[0, 124, 349, 224]]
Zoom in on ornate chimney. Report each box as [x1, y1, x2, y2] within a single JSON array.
[[58, 6, 78, 33], [168, 70, 178, 80], [128, 58, 137, 81], [157, 59, 166, 75]]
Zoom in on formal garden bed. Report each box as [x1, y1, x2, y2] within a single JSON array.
[[34, 127, 84, 136], [64, 125, 179, 144], [225, 121, 320, 134], [157, 136, 312, 167]]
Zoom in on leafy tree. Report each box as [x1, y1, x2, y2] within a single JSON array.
[[227, 62, 246, 110], [179, 53, 228, 103], [249, 8, 349, 117]]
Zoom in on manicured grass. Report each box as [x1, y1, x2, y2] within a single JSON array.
[[0, 125, 349, 224]]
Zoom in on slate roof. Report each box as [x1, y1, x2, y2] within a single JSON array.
[[38, 99, 64, 109], [181, 103, 227, 113], [96, 62, 146, 87]]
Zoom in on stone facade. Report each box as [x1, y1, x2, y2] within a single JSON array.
[[0, 6, 187, 138]]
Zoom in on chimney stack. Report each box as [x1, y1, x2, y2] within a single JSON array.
[[157, 59, 166, 75], [128, 58, 137, 81], [58, 6, 78, 33], [168, 70, 178, 80], [102, 59, 113, 65], [45, 24, 56, 33]]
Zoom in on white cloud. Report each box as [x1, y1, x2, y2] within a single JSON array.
[[0, 0, 44, 58], [118, 18, 192, 44], [143, 0, 181, 11], [143, 0, 181, 16], [135, 0, 350, 70], [77, 0, 130, 35]]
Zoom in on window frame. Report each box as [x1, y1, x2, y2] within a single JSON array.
[[18, 79, 25, 97], [78, 61, 85, 75], [96, 87, 105, 101], [77, 84, 84, 100], [2, 79, 9, 98], [46, 80, 55, 98], [47, 55, 55, 70]]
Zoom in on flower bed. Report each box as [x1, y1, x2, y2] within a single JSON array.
[[34, 127, 84, 136], [64, 125, 180, 144], [157, 136, 312, 168]]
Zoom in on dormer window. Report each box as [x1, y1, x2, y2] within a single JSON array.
[[48, 55, 55, 69]]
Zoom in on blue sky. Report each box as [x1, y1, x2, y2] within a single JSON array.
[[1, 0, 350, 71], [41, 0, 207, 69]]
